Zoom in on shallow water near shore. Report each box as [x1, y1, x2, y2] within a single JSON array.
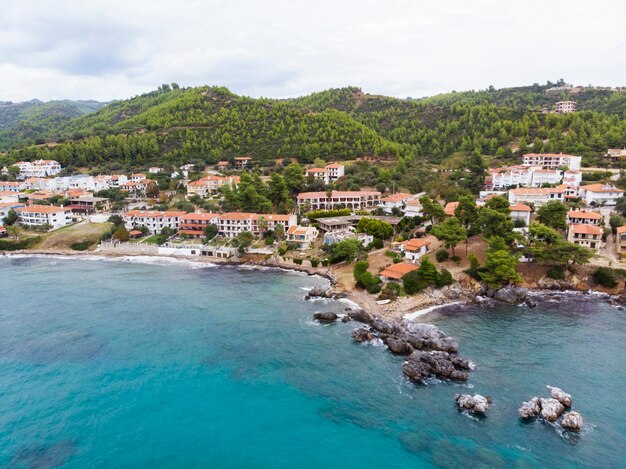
[[0, 257, 624, 467]]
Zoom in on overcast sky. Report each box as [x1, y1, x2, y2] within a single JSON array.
[[1, 0, 624, 102]]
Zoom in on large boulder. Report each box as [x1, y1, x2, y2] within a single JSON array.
[[402, 323, 459, 353], [403, 350, 469, 382], [454, 394, 491, 414], [352, 328, 375, 343], [347, 309, 373, 324], [560, 411, 583, 431], [305, 287, 332, 299], [539, 398, 565, 422], [313, 311, 338, 322], [386, 338, 414, 355], [518, 397, 541, 419], [370, 317, 400, 335], [493, 285, 529, 304], [546, 385, 572, 408]]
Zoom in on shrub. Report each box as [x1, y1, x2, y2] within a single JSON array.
[[278, 244, 288, 256], [465, 254, 482, 280], [437, 269, 454, 287], [546, 265, 565, 280], [451, 255, 461, 264], [592, 267, 617, 288], [435, 249, 449, 262], [310, 259, 319, 268], [0, 237, 41, 251], [293, 258, 303, 265], [321, 259, 329, 267], [70, 241, 91, 251], [264, 236, 275, 246]]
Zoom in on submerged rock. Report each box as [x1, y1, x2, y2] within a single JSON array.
[[313, 311, 338, 322], [539, 398, 565, 422], [561, 411, 583, 431], [524, 297, 537, 308], [546, 385, 572, 407], [518, 397, 541, 419], [386, 338, 414, 355], [454, 394, 491, 414]]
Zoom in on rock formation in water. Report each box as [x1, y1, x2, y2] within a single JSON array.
[[305, 287, 334, 300], [539, 398, 565, 422], [546, 385, 572, 407], [560, 411, 583, 431], [313, 311, 338, 322], [518, 397, 542, 419], [454, 394, 491, 414], [348, 312, 473, 382]]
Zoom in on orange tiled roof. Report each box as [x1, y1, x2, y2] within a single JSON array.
[[402, 238, 430, 251], [381, 192, 413, 203], [568, 211, 601, 220], [510, 203, 531, 212], [380, 263, 419, 280], [444, 201, 459, 216], [570, 224, 603, 235], [580, 184, 624, 193], [17, 204, 66, 214], [297, 190, 381, 199]]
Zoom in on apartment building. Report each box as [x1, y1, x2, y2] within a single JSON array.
[[296, 190, 381, 211], [15, 160, 62, 179], [124, 210, 188, 234], [216, 212, 296, 238], [578, 184, 624, 206], [508, 187, 564, 206], [522, 153, 582, 171], [305, 164, 345, 185], [555, 101, 577, 113], [178, 212, 217, 238], [567, 210, 602, 226], [16, 205, 72, 230], [567, 224, 603, 252]]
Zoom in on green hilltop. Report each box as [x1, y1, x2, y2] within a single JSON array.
[[1, 82, 625, 171]]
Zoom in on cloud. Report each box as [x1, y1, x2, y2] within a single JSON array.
[[0, 0, 624, 101]]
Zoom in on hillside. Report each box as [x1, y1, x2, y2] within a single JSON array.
[[1, 82, 625, 171], [0, 99, 106, 148]]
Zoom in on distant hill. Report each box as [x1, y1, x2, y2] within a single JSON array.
[[0, 99, 106, 147], [1, 82, 625, 171]]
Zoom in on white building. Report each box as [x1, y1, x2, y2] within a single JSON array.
[[487, 166, 565, 189], [555, 101, 577, 113], [286, 225, 319, 249], [567, 224, 603, 252], [403, 199, 423, 218], [148, 167, 164, 174], [606, 149, 626, 160], [522, 153, 582, 171], [578, 184, 624, 206], [16, 205, 72, 230], [567, 210, 602, 226], [508, 187, 564, 206], [0, 202, 26, 220], [562, 170, 582, 186], [297, 190, 381, 211], [305, 163, 345, 185], [510, 203, 532, 226], [15, 160, 62, 179], [124, 210, 188, 234], [186, 175, 239, 198], [378, 192, 422, 214], [400, 238, 430, 262], [216, 212, 296, 238]]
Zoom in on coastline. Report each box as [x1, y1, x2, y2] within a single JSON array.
[[3, 248, 623, 321]]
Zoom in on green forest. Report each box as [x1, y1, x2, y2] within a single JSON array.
[[1, 82, 625, 172]]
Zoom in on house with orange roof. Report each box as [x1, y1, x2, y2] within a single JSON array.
[[286, 225, 319, 249], [403, 199, 423, 218], [378, 192, 422, 214], [562, 170, 582, 186], [567, 210, 602, 226], [0, 202, 26, 220], [296, 190, 381, 211], [0, 190, 21, 203], [186, 175, 239, 198], [444, 201, 459, 217], [124, 210, 188, 234], [305, 163, 345, 184], [567, 224, 604, 252], [578, 184, 624, 206], [178, 212, 219, 238], [16, 205, 72, 230], [400, 238, 430, 262], [508, 187, 564, 206], [380, 262, 419, 281], [509, 203, 532, 226], [216, 212, 296, 238], [234, 156, 253, 170]]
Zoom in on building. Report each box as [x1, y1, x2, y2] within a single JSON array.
[[615, 226, 626, 261], [378, 192, 421, 214], [510, 203, 532, 226], [0, 181, 21, 192], [323, 229, 372, 246], [296, 190, 381, 211], [186, 175, 239, 198], [65, 196, 111, 214], [508, 187, 564, 206], [0, 191, 20, 203], [148, 167, 163, 174], [567, 224, 603, 252], [522, 153, 581, 171], [286, 225, 319, 249], [0, 202, 26, 220], [380, 262, 419, 282], [567, 210, 602, 226], [16, 205, 72, 230], [15, 160, 62, 178], [124, 210, 188, 234], [178, 212, 217, 239], [555, 101, 577, 113], [216, 161, 230, 171], [403, 199, 423, 218], [444, 201, 459, 216], [234, 157, 253, 169], [562, 170, 583, 186], [606, 149, 626, 161], [578, 184, 624, 206], [400, 238, 430, 262], [0, 226, 7, 237], [305, 163, 345, 185], [216, 212, 296, 238]]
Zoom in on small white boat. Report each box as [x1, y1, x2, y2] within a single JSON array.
[[376, 299, 391, 305]]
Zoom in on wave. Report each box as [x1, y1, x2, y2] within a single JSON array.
[[338, 298, 361, 310], [1, 253, 217, 269], [403, 301, 465, 321]]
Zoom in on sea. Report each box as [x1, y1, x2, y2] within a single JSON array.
[[0, 255, 624, 468]]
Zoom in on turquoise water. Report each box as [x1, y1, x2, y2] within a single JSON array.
[[0, 256, 624, 468]]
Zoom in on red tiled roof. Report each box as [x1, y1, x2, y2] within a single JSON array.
[[567, 211, 601, 220], [570, 224, 603, 235], [380, 263, 419, 280], [510, 203, 531, 212]]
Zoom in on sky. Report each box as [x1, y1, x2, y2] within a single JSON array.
[[0, 0, 625, 102]]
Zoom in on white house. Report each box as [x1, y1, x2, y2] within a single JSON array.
[[400, 238, 430, 262], [286, 225, 319, 249], [124, 210, 188, 234], [578, 184, 624, 206], [508, 187, 564, 206], [305, 163, 345, 184], [15, 160, 62, 179], [567, 224, 603, 252], [378, 192, 421, 214], [567, 210, 602, 225], [216, 212, 296, 238], [16, 205, 72, 230], [510, 203, 532, 226], [562, 170, 583, 186], [522, 153, 581, 171]]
